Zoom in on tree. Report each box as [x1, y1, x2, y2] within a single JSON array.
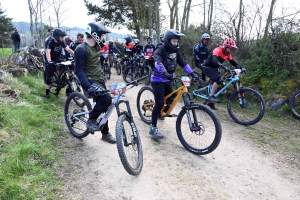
[[181, 0, 193, 32], [84, 0, 153, 40], [264, 0, 277, 38], [0, 3, 15, 48]]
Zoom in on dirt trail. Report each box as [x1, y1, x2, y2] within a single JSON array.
[[58, 73, 300, 200]]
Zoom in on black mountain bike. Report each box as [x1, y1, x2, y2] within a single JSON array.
[[64, 76, 147, 175], [289, 90, 300, 119], [44, 60, 83, 97]]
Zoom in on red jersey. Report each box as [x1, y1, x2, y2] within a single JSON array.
[[100, 45, 109, 52]]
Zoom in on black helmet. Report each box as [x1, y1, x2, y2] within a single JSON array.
[[124, 37, 132, 44], [159, 33, 164, 42], [85, 22, 111, 47], [146, 36, 152, 44], [53, 28, 66, 42], [164, 29, 185, 52]]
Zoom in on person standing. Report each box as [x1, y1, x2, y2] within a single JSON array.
[[44, 27, 54, 49], [193, 33, 210, 81], [74, 22, 116, 144], [70, 33, 84, 51], [11, 29, 21, 52]]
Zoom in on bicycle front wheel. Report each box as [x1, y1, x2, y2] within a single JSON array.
[[136, 86, 154, 124], [228, 87, 266, 125], [64, 92, 91, 138], [123, 66, 141, 83], [176, 104, 222, 155], [104, 63, 111, 80], [289, 90, 300, 119], [116, 114, 143, 175]]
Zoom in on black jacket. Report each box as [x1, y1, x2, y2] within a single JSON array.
[[11, 32, 21, 42]]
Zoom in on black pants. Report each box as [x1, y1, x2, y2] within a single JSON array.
[[151, 81, 173, 127], [195, 62, 206, 81], [89, 81, 112, 134]]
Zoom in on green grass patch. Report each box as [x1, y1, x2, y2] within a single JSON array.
[[0, 48, 13, 58], [0, 73, 65, 199]]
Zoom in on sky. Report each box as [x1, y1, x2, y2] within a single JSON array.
[[0, 0, 131, 34], [1, 0, 300, 35]]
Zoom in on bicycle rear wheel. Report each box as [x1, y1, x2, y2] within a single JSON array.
[[176, 104, 222, 155], [289, 90, 300, 119], [116, 114, 143, 175], [136, 86, 154, 124], [228, 87, 266, 125], [123, 66, 141, 83], [64, 92, 91, 138]]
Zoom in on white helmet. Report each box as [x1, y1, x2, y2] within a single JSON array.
[[201, 33, 210, 39]]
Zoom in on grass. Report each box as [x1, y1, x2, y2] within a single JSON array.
[[0, 72, 66, 199], [0, 48, 13, 59]]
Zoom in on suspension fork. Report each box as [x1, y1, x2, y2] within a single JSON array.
[[182, 93, 198, 132]]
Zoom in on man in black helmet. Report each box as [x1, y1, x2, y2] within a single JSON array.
[[149, 29, 200, 139], [74, 22, 116, 144], [44, 28, 74, 99], [155, 33, 164, 50]]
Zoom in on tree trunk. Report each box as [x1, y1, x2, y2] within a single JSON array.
[[264, 0, 277, 38], [185, 0, 192, 31], [207, 0, 213, 33], [147, 0, 153, 36], [154, 0, 160, 42], [28, 0, 34, 45], [203, 0, 206, 28]]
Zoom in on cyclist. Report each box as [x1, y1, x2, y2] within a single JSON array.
[[143, 36, 155, 69], [74, 22, 116, 144], [108, 40, 122, 68], [203, 38, 246, 110], [70, 33, 84, 51], [63, 36, 74, 60], [133, 39, 143, 64], [99, 38, 109, 67], [155, 33, 164, 50], [44, 28, 74, 99], [121, 37, 135, 66], [149, 29, 199, 139], [44, 27, 54, 49], [193, 33, 210, 81]]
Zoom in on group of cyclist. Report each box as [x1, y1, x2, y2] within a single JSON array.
[[42, 21, 245, 142]]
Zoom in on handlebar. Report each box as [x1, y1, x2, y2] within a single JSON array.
[[95, 75, 148, 96]]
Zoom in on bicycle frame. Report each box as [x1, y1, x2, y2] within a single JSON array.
[[143, 80, 189, 117], [193, 72, 241, 103]]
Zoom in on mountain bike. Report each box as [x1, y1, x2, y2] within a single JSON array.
[[64, 76, 147, 175], [122, 56, 141, 83], [192, 68, 266, 125], [140, 55, 152, 85], [101, 54, 111, 80], [44, 60, 83, 98], [136, 76, 222, 155], [23, 46, 45, 76], [289, 90, 300, 119], [113, 54, 122, 75]]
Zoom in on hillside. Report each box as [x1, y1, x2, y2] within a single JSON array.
[[12, 21, 129, 40]]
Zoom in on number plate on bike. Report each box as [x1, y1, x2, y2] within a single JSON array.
[[110, 83, 127, 95], [181, 76, 191, 86]]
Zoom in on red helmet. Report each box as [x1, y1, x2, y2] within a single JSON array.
[[223, 38, 238, 49], [64, 36, 74, 45]]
